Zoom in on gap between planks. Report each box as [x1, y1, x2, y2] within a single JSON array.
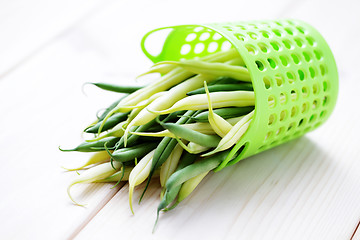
[[350, 220, 360, 240], [67, 182, 126, 240]]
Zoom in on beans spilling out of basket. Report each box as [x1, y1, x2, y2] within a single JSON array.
[[61, 48, 256, 228]]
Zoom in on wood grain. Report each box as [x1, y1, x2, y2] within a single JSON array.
[[0, 0, 359, 239]]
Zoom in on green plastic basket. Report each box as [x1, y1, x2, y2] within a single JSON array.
[[140, 19, 338, 171]]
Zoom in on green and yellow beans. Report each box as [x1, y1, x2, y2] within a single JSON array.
[[61, 48, 256, 229]]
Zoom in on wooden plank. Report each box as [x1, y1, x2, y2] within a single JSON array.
[[0, 30, 131, 239]]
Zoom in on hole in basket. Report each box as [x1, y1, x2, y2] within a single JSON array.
[[235, 24, 246, 30], [272, 29, 282, 37], [298, 69, 305, 81], [186, 33, 197, 42], [296, 26, 306, 34], [213, 33, 222, 40], [248, 23, 258, 29], [323, 81, 329, 92], [208, 42, 218, 53], [288, 122, 296, 131], [306, 36, 315, 46], [323, 96, 329, 106], [261, 31, 270, 38], [268, 114, 276, 125], [199, 32, 210, 41], [285, 28, 294, 35], [248, 32, 258, 40], [320, 65, 327, 76], [263, 76, 272, 89], [246, 44, 257, 54], [309, 67, 316, 78], [275, 127, 285, 136], [303, 51, 311, 62], [265, 131, 273, 141], [194, 27, 204, 32], [301, 102, 309, 113], [194, 43, 205, 54], [268, 58, 277, 69], [309, 114, 317, 123], [286, 72, 295, 84], [291, 54, 300, 64], [320, 110, 327, 118], [270, 41, 280, 51], [302, 86, 309, 97], [234, 33, 246, 41], [298, 118, 305, 127], [144, 28, 172, 57], [268, 95, 276, 108], [314, 49, 322, 60], [180, 44, 191, 55], [290, 89, 298, 101], [291, 106, 298, 117], [256, 60, 265, 71], [280, 92, 287, 105], [258, 43, 269, 53], [313, 84, 320, 95], [280, 110, 287, 121], [312, 99, 319, 109], [221, 41, 232, 51], [294, 37, 304, 47], [280, 56, 289, 66], [283, 40, 292, 49], [276, 74, 284, 86]]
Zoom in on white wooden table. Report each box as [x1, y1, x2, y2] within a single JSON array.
[[1, 0, 360, 239]]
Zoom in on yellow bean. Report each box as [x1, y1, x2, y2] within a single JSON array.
[[151, 91, 255, 115], [160, 144, 183, 187], [128, 150, 155, 214]]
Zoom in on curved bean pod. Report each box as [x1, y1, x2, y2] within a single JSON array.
[[150, 91, 255, 115]]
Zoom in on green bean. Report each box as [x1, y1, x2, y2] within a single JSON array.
[[139, 110, 197, 202], [97, 95, 128, 122], [117, 119, 157, 148], [131, 121, 216, 138], [85, 112, 129, 133], [165, 150, 233, 194], [189, 107, 254, 122], [154, 152, 198, 231], [160, 144, 183, 187], [109, 142, 159, 163], [85, 82, 143, 93], [161, 122, 221, 148], [177, 171, 209, 203], [186, 83, 253, 96], [59, 137, 120, 152], [86, 121, 127, 142]]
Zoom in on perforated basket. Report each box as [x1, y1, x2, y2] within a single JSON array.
[[141, 19, 338, 171]]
